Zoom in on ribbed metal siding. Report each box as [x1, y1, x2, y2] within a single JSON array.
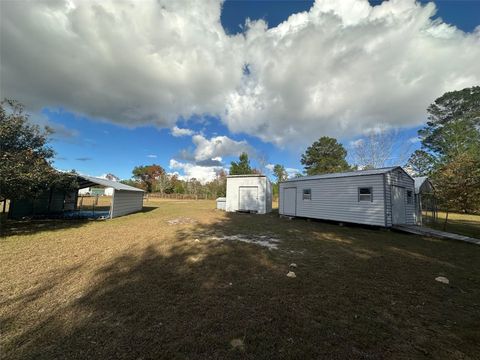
[[111, 190, 143, 218], [385, 169, 416, 226], [279, 174, 386, 226]]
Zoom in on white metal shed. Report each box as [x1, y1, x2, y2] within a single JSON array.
[[226, 175, 272, 214], [279, 167, 415, 227], [77, 175, 144, 218]]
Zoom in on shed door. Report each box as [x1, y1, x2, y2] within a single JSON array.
[[283, 187, 297, 216], [392, 186, 406, 224], [239, 186, 259, 211]]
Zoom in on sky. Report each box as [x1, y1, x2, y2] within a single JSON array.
[[1, 0, 479, 182]]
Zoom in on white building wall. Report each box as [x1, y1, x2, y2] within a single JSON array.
[[78, 187, 90, 195], [385, 169, 416, 226], [226, 176, 272, 214], [111, 190, 143, 218], [279, 174, 386, 226], [265, 180, 273, 213]]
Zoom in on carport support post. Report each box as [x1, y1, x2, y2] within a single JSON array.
[[110, 189, 115, 219]]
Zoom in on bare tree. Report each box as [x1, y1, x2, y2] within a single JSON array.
[[352, 127, 412, 169]]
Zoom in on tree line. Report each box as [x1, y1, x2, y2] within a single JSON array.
[[120, 152, 264, 199]]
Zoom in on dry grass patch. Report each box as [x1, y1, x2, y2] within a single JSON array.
[[1, 199, 479, 359], [425, 211, 480, 239]]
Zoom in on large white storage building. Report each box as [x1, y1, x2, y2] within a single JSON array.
[[226, 175, 272, 214], [279, 167, 415, 227]]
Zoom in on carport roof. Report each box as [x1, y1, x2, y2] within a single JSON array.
[[77, 174, 144, 192]]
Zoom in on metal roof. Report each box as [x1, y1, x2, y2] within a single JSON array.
[[413, 176, 434, 194], [77, 174, 144, 192], [227, 174, 266, 178], [281, 166, 403, 183]]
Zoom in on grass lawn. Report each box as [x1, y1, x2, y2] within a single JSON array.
[[424, 211, 480, 239], [1, 199, 479, 359]]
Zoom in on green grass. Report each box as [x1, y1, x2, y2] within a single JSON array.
[[424, 211, 480, 239], [1, 199, 479, 359]]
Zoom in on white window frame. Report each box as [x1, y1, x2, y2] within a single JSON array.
[[358, 187, 373, 202], [302, 188, 312, 200]]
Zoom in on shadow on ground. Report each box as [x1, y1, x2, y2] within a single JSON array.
[[0, 218, 90, 237], [2, 211, 480, 359], [0, 206, 159, 237]]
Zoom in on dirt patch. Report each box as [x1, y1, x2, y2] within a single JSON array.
[[210, 234, 281, 250], [166, 217, 197, 226]]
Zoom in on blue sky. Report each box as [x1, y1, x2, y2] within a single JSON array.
[[2, 0, 479, 181]]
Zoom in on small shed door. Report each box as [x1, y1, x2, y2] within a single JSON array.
[[239, 186, 259, 211], [392, 186, 406, 224], [283, 187, 297, 216]]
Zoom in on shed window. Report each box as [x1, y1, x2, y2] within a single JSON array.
[[407, 190, 413, 204], [358, 187, 372, 202], [303, 189, 311, 200]]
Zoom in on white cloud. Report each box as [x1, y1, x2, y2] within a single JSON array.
[[2, 0, 479, 145], [192, 134, 252, 161], [285, 167, 301, 178], [409, 136, 421, 144], [224, 0, 480, 145], [169, 159, 224, 183], [171, 126, 195, 137], [147, 154, 157, 158], [266, 164, 275, 172], [349, 139, 364, 148], [1, 0, 244, 127]]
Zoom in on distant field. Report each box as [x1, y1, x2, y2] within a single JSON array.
[[425, 211, 480, 239], [1, 199, 479, 359], [77, 195, 112, 212]]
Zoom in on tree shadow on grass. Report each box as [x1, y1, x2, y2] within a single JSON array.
[[0, 218, 90, 237], [2, 212, 480, 359]]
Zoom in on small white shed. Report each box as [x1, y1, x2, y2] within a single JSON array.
[[226, 175, 272, 214], [279, 167, 415, 227]]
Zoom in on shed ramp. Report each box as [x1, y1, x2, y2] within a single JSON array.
[[392, 225, 480, 245]]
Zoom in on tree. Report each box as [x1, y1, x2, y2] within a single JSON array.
[[433, 150, 480, 222], [132, 164, 165, 192], [407, 86, 480, 214], [301, 136, 350, 175], [405, 150, 436, 176], [120, 179, 144, 190], [205, 170, 227, 198], [0, 99, 77, 200], [273, 164, 288, 183], [230, 152, 253, 175], [420, 86, 480, 159], [154, 174, 174, 194], [352, 128, 412, 169]]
